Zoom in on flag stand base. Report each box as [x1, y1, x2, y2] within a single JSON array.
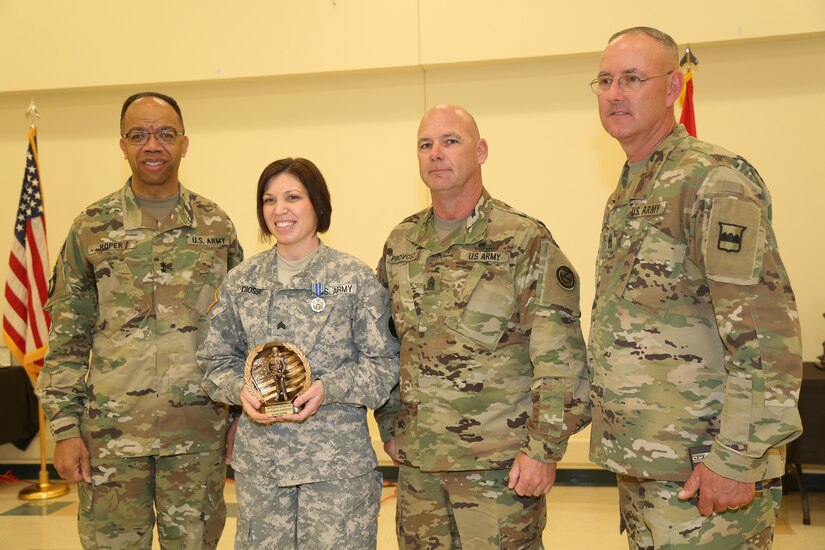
[[17, 405, 71, 501], [18, 471, 70, 500]]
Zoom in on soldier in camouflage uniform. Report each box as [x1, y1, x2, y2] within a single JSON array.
[[35, 92, 243, 549], [375, 105, 590, 549], [588, 27, 803, 548], [197, 157, 399, 549]]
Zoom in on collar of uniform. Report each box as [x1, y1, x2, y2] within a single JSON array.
[[270, 241, 329, 291], [121, 179, 196, 231], [608, 125, 691, 207], [405, 188, 492, 252]]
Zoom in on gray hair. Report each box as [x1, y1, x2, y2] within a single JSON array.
[[608, 27, 679, 68]]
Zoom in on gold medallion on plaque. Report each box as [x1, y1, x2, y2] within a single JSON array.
[[244, 342, 312, 416]]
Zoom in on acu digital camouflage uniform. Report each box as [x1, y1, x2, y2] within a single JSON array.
[[375, 188, 590, 547], [589, 125, 802, 547], [35, 180, 243, 548], [198, 242, 399, 549]]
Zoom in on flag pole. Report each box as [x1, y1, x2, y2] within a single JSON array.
[[17, 99, 69, 501]]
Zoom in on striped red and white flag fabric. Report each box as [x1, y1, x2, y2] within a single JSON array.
[[3, 127, 51, 384]]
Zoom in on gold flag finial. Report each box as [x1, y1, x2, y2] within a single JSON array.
[[26, 98, 40, 129]]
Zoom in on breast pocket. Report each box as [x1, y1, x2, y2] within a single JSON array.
[[94, 256, 151, 338], [183, 248, 228, 318], [448, 264, 515, 349], [618, 224, 687, 320]]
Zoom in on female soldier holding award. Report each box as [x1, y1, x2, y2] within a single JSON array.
[[197, 157, 399, 549]]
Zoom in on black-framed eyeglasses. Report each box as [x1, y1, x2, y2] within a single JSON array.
[[589, 71, 674, 95], [121, 128, 185, 146]]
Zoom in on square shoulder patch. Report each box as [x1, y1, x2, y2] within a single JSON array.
[[704, 196, 764, 285]]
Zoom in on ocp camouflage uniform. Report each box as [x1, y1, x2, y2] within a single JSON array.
[[198, 242, 399, 549], [375, 189, 590, 548], [35, 180, 243, 549], [589, 125, 803, 548]]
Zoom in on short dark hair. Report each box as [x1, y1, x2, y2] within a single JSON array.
[[608, 27, 679, 68], [120, 92, 185, 133], [255, 157, 332, 242]]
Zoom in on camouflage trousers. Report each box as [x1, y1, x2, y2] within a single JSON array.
[[77, 449, 227, 549], [616, 475, 782, 549], [396, 465, 546, 549], [234, 469, 383, 549]]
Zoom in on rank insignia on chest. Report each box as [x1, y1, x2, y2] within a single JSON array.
[[605, 231, 615, 252], [717, 222, 746, 252], [425, 276, 437, 291]]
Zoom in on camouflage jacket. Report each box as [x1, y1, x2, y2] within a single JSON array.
[[374, 188, 590, 471], [589, 125, 802, 482], [35, 180, 243, 459], [198, 243, 399, 485]]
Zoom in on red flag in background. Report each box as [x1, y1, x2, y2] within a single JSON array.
[[679, 66, 697, 137], [3, 126, 51, 384]]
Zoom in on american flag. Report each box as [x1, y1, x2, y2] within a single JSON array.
[[2, 127, 51, 384]]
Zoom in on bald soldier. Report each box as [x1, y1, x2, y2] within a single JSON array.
[[375, 105, 590, 548], [587, 27, 802, 548], [36, 92, 243, 548]]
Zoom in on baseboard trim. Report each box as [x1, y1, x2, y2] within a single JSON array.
[[376, 467, 618, 486], [0, 463, 60, 481]]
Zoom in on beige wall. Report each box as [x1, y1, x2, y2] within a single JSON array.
[[3, 1, 823, 91], [1, 2, 823, 467]]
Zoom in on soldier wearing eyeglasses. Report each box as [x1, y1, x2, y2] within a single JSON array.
[[36, 92, 243, 549], [588, 27, 802, 548]]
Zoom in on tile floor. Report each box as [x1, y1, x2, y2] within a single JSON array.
[[0, 477, 822, 549]]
